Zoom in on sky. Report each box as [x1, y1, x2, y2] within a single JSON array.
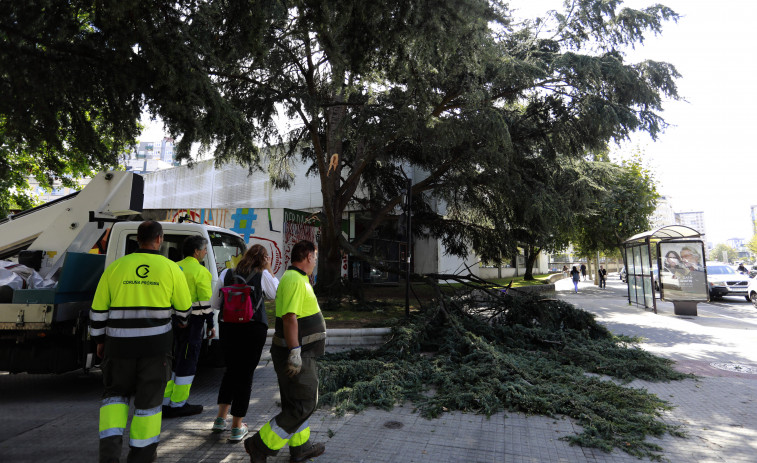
[[510, 0, 757, 245], [141, 0, 756, 245]]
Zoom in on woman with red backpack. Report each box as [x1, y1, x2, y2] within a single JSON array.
[[209, 244, 279, 443]]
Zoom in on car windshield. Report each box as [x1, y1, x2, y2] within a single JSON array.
[[708, 265, 736, 275]]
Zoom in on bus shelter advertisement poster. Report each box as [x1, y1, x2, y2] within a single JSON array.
[[658, 242, 709, 301]]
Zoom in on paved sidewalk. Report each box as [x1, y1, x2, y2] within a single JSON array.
[[2, 277, 757, 462]]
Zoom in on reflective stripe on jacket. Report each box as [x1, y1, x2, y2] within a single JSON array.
[[273, 267, 326, 356], [90, 249, 192, 358], [177, 256, 213, 315]]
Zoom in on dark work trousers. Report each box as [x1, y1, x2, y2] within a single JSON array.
[[100, 353, 172, 463], [217, 321, 268, 417], [248, 346, 319, 457], [170, 315, 205, 385], [271, 346, 319, 433], [599, 275, 606, 288]]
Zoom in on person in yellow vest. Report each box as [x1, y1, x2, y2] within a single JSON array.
[[163, 235, 214, 417], [90, 221, 192, 463], [244, 240, 326, 463]]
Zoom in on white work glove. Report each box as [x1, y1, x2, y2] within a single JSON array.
[[286, 346, 302, 377]]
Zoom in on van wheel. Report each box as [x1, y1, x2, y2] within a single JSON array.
[[751, 292, 757, 308]]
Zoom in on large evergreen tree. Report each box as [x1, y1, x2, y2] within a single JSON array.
[[1, 0, 680, 292]]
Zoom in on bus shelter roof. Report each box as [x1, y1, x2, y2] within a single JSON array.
[[624, 225, 702, 245]]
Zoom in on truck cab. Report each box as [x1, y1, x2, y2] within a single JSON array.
[[106, 221, 246, 283], [0, 171, 245, 374]]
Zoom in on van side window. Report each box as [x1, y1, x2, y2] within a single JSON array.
[[126, 234, 193, 263]]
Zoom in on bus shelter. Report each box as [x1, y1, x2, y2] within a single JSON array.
[[623, 225, 708, 316]]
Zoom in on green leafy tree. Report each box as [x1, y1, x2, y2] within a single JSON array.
[[709, 243, 737, 263], [747, 235, 757, 257], [498, 158, 606, 280], [571, 155, 660, 257]]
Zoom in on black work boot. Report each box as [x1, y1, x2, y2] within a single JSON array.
[[243, 436, 267, 463], [289, 442, 325, 463]]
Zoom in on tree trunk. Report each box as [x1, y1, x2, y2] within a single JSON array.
[[523, 245, 540, 280], [317, 230, 344, 297]]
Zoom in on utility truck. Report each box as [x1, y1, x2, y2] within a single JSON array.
[[0, 171, 245, 374]]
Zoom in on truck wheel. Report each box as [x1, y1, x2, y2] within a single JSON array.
[[751, 292, 757, 309]]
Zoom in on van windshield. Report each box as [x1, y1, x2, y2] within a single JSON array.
[[208, 231, 246, 275]]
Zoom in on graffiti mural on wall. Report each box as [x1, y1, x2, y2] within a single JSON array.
[[146, 208, 321, 279]]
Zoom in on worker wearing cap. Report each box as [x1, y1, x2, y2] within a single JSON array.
[[244, 239, 327, 463], [90, 221, 192, 463], [163, 235, 214, 417]]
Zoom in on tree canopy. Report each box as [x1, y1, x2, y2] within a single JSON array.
[[570, 154, 660, 256], [1, 0, 680, 291], [0, 0, 276, 215], [709, 243, 738, 263]]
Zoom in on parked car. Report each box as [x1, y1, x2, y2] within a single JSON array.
[[706, 262, 750, 301], [747, 277, 757, 308]]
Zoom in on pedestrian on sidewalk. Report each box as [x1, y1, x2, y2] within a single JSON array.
[[562, 265, 568, 278], [90, 221, 192, 463], [598, 266, 607, 289], [580, 263, 587, 281], [163, 236, 214, 418], [244, 240, 327, 463], [570, 266, 580, 293], [210, 244, 279, 443]]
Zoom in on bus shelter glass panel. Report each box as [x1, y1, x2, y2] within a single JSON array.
[[633, 245, 644, 305], [626, 243, 653, 309], [641, 249, 653, 307]]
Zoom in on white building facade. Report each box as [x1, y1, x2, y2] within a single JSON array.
[[140, 159, 549, 281]]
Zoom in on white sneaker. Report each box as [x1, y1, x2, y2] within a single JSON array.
[[211, 417, 227, 433], [229, 424, 248, 443]]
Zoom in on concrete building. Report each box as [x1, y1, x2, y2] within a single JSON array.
[[727, 237, 745, 250], [651, 195, 676, 230], [158, 137, 176, 164], [140, 158, 549, 282], [119, 139, 177, 174], [675, 211, 707, 239]]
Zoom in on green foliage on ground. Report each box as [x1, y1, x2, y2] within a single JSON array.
[[319, 289, 691, 460]]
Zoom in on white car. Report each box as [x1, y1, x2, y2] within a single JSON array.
[[707, 262, 750, 301], [747, 276, 757, 308]]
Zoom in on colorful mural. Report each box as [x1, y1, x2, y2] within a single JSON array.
[[146, 207, 328, 280]]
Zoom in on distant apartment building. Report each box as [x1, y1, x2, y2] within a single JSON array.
[[121, 138, 177, 174], [650, 195, 676, 229], [159, 138, 176, 164], [675, 211, 707, 238], [727, 237, 745, 249]]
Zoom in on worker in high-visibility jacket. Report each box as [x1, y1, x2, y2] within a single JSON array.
[[163, 235, 214, 417], [90, 221, 192, 463], [244, 240, 326, 463]]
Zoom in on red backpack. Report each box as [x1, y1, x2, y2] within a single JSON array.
[[220, 270, 263, 323]]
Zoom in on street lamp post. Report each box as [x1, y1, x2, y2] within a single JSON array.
[[404, 177, 412, 318]]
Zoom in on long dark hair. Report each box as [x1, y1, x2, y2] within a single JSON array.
[[236, 244, 267, 276]]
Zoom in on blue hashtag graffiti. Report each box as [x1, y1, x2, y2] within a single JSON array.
[[230, 208, 257, 243]]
